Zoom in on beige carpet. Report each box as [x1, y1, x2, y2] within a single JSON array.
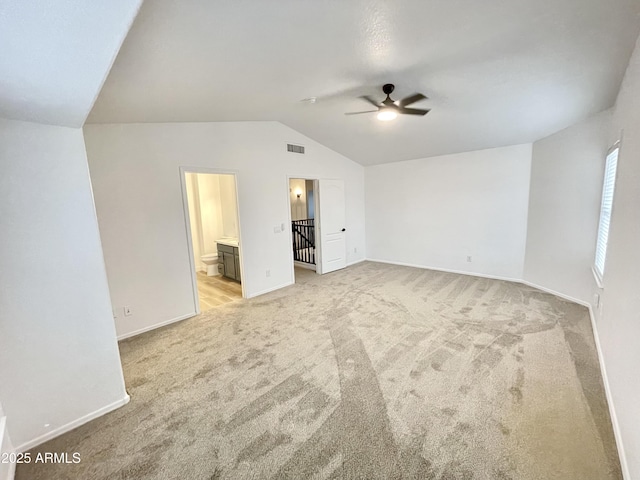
[[18, 262, 621, 479]]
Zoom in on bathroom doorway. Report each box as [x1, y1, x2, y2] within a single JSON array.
[[181, 169, 244, 313]]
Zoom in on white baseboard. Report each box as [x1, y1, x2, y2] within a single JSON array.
[[246, 282, 293, 299], [366, 258, 520, 283], [586, 305, 630, 479], [16, 395, 130, 453], [347, 258, 366, 267], [518, 280, 591, 307], [117, 313, 197, 341]]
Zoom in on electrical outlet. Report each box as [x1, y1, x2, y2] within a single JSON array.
[[266, 270, 271, 278], [466, 255, 472, 262], [124, 306, 132, 316]]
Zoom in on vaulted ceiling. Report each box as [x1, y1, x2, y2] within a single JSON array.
[[87, 0, 640, 165], [0, 0, 142, 127]]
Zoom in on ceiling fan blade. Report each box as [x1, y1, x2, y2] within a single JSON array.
[[398, 107, 431, 116], [360, 95, 381, 107], [344, 110, 378, 115], [399, 93, 427, 107]]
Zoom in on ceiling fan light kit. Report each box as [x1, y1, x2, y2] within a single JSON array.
[[345, 83, 431, 121], [377, 108, 398, 121]]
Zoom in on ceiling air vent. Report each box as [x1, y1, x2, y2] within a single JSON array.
[[287, 143, 305, 154]]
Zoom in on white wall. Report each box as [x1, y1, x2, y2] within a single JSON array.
[[595, 35, 640, 479], [218, 174, 239, 239], [365, 144, 532, 280], [523, 110, 612, 303], [84, 121, 366, 339], [520, 35, 640, 477], [0, 119, 128, 450]]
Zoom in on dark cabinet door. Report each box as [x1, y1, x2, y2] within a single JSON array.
[[223, 252, 236, 280]]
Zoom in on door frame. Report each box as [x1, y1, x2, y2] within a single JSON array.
[[179, 166, 246, 315], [285, 175, 323, 279]]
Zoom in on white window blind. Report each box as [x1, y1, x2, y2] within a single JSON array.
[[594, 146, 619, 283]]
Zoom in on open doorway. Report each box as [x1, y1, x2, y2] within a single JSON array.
[[288, 177, 348, 283], [289, 178, 319, 285], [181, 169, 244, 313]]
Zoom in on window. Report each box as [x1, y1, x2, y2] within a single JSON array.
[[594, 145, 619, 285]]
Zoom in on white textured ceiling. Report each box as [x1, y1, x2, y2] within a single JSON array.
[[88, 0, 640, 165], [0, 0, 142, 127]]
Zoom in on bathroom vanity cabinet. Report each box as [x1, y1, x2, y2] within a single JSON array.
[[217, 243, 241, 282]]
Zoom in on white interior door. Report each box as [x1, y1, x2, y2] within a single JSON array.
[[318, 179, 347, 274]]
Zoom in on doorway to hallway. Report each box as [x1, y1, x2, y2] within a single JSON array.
[[288, 177, 347, 283], [289, 178, 316, 271]]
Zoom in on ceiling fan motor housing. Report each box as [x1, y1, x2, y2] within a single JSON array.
[[345, 84, 429, 117]]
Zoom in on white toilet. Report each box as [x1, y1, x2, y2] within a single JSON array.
[[201, 253, 219, 276]]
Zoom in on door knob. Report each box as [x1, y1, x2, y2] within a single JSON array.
[[341, 228, 346, 232]]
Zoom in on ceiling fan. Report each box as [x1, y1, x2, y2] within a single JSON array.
[[345, 84, 430, 121]]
